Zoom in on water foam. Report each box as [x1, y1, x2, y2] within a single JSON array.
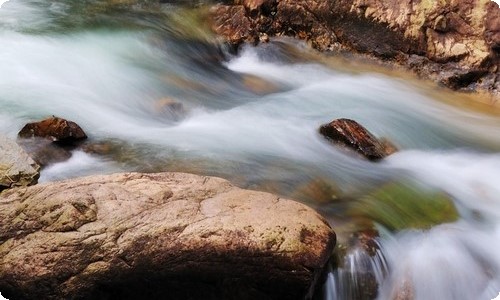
[[39, 151, 121, 183]]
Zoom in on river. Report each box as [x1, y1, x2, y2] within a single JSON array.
[[1, 0, 500, 299]]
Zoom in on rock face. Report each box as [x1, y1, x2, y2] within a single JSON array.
[[0, 172, 335, 300], [210, 0, 500, 93], [319, 118, 396, 160], [18, 117, 87, 145], [0, 135, 40, 191]]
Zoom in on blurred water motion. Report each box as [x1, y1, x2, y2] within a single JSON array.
[[2, 1, 500, 299]]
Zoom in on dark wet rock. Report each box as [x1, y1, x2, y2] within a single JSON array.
[[16, 137, 72, 167], [319, 118, 396, 161], [379, 138, 398, 157], [210, 0, 500, 94], [18, 116, 87, 145], [0, 135, 40, 191], [81, 141, 115, 156], [330, 230, 382, 300], [344, 270, 378, 300], [350, 228, 380, 258], [17, 117, 87, 167], [0, 172, 335, 300]]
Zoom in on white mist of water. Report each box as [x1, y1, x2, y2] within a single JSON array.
[[354, 149, 500, 300], [0, 0, 51, 30], [378, 221, 500, 300], [227, 45, 500, 148], [2, 2, 500, 298], [39, 151, 121, 183], [224, 47, 500, 300], [0, 292, 8, 300], [0, 30, 168, 136], [327, 243, 389, 300]]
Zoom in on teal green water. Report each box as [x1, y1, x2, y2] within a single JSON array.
[[2, 1, 500, 299]]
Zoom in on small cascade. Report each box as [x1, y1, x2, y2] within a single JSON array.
[[2, 1, 500, 299], [325, 238, 388, 300]]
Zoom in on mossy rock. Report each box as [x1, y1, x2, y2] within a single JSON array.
[[349, 183, 459, 231], [167, 7, 217, 42]]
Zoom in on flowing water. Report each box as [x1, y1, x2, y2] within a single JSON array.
[[2, 1, 500, 299]]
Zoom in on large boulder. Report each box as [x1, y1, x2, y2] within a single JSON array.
[[0, 172, 335, 300], [0, 135, 40, 191], [210, 0, 500, 94]]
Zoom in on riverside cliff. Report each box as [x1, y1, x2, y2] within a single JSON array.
[[210, 0, 500, 95]]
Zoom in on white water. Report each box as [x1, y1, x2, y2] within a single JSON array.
[[2, 1, 500, 299]]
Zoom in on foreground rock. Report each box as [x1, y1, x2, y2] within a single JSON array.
[[0, 172, 335, 300], [210, 0, 499, 94], [0, 135, 40, 191], [319, 118, 396, 160]]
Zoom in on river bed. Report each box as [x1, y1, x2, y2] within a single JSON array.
[[1, 1, 500, 299]]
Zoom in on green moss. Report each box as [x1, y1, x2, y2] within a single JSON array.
[[349, 183, 459, 231], [167, 7, 216, 41]]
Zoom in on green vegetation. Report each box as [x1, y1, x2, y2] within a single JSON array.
[[349, 182, 459, 231]]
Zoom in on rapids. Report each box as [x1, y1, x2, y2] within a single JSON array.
[[1, 0, 500, 299]]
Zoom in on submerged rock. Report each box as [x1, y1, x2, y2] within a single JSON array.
[[18, 116, 87, 145], [319, 118, 396, 161], [0, 172, 335, 300], [0, 135, 40, 191], [349, 183, 459, 231], [16, 137, 72, 167], [153, 97, 187, 121]]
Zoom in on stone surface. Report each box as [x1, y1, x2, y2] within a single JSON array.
[[210, 0, 500, 94], [0, 135, 40, 191], [18, 117, 87, 145], [319, 118, 395, 160], [210, 5, 253, 45], [0, 172, 335, 300]]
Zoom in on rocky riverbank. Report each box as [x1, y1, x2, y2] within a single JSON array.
[[0, 135, 40, 191], [0, 172, 335, 300], [210, 0, 499, 96]]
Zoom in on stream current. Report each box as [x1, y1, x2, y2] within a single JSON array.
[[1, 1, 500, 299]]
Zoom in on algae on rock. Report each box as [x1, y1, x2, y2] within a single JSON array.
[[349, 183, 459, 231]]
